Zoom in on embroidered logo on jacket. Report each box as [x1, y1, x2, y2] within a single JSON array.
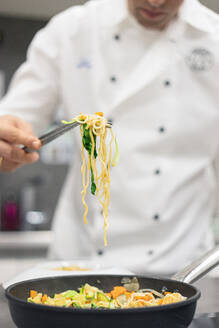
[[77, 58, 92, 69], [185, 48, 214, 72]]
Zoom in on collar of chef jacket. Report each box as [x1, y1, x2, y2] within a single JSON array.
[[92, 0, 219, 115], [100, 0, 217, 34]]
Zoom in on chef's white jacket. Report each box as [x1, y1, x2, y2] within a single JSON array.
[[1, 0, 219, 274]]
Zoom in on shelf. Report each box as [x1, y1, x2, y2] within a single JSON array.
[[0, 231, 53, 250]]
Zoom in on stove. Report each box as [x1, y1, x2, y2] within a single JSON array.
[[190, 313, 219, 327]]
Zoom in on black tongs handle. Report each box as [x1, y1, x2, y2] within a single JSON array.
[[23, 121, 80, 153]]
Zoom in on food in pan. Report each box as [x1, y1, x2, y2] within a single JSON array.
[[51, 266, 91, 272], [63, 112, 119, 246], [28, 278, 186, 309]]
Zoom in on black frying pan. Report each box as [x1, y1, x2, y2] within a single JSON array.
[[5, 246, 219, 328]]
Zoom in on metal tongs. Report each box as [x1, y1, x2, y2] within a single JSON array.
[[23, 120, 112, 153]]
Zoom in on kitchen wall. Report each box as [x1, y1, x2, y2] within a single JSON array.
[[0, 0, 87, 19], [200, 0, 219, 12], [0, 15, 73, 233]]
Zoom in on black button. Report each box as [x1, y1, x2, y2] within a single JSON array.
[[110, 76, 117, 83], [107, 118, 114, 125], [114, 34, 120, 41], [159, 126, 165, 133], [153, 214, 160, 221], [97, 250, 104, 256], [148, 250, 154, 256], [154, 169, 161, 175], [164, 80, 171, 87]]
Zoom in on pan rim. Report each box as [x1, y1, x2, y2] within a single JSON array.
[[5, 274, 201, 314]]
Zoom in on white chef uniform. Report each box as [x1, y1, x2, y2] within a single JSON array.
[[0, 0, 219, 274]]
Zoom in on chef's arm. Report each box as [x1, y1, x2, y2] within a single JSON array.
[[0, 16, 61, 134], [0, 115, 41, 172]]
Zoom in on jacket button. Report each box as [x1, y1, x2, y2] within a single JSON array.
[[148, 250, 154, 256], [159, 126, 166, 133], [154, 169, 161, 175], [153, 214, 160, 221], [97, 250, 104, 256], [110, 76, 117, 83], [114, 34, 120, 41], [107, 118, 114, 124], [164, 80, 171, 87]]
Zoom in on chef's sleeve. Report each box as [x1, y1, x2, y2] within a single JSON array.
[[0, 18, 60, 134]]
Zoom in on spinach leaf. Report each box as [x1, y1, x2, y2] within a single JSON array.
[[82, 124, 98, 195], [91, 170, 96, 195], [82, 124, 97, 158]]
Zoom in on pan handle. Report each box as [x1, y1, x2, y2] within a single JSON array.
[[172, 245, 219, 284]]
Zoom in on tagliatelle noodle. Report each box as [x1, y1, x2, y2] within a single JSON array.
[[74, 113, 116, 246]]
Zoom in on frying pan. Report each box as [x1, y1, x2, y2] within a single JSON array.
[[5, 245, 219, 328]]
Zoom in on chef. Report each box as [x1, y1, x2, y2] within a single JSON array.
[[0, 0, 218, 275]]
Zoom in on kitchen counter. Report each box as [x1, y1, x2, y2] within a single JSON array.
[[0, 277, 219, 327]]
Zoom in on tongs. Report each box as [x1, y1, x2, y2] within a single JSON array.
[[23, 121, 112, 153]]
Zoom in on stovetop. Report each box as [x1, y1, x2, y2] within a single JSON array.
[[190, 313, 219, 327]]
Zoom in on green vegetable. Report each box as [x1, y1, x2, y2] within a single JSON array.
[[61, 119, 76, 124], [86, 291, 95, 299], [91, 303, 98, 309], [82, 125, 97, 157], [97, 292, 110, 303], [62, 290, 78, 299], [79, 286, 84, 295], [82, 124, 98, 195], [72, 303, 81, 308], [91, 170, 96, 195], [62, 120, 97, 195]]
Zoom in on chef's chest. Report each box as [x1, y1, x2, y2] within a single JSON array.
[[60, 31, 219, 156]]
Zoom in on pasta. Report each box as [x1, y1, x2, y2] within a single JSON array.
[[63, 113, 119, 246], [28, 279, 187, 309]]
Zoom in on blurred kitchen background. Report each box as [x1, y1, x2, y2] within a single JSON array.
[[0, 0, 219, 282]]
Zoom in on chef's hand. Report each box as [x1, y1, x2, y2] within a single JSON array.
[[0, 115, 41, 172]]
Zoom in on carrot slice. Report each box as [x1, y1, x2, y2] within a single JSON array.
[[42, 294, 48, 303], [157, 299, 163, 305], [110, 286, 127, 299], [124, 292, 131, 299], [30, 290, 38, 298], [135, 294, 153, 301]]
